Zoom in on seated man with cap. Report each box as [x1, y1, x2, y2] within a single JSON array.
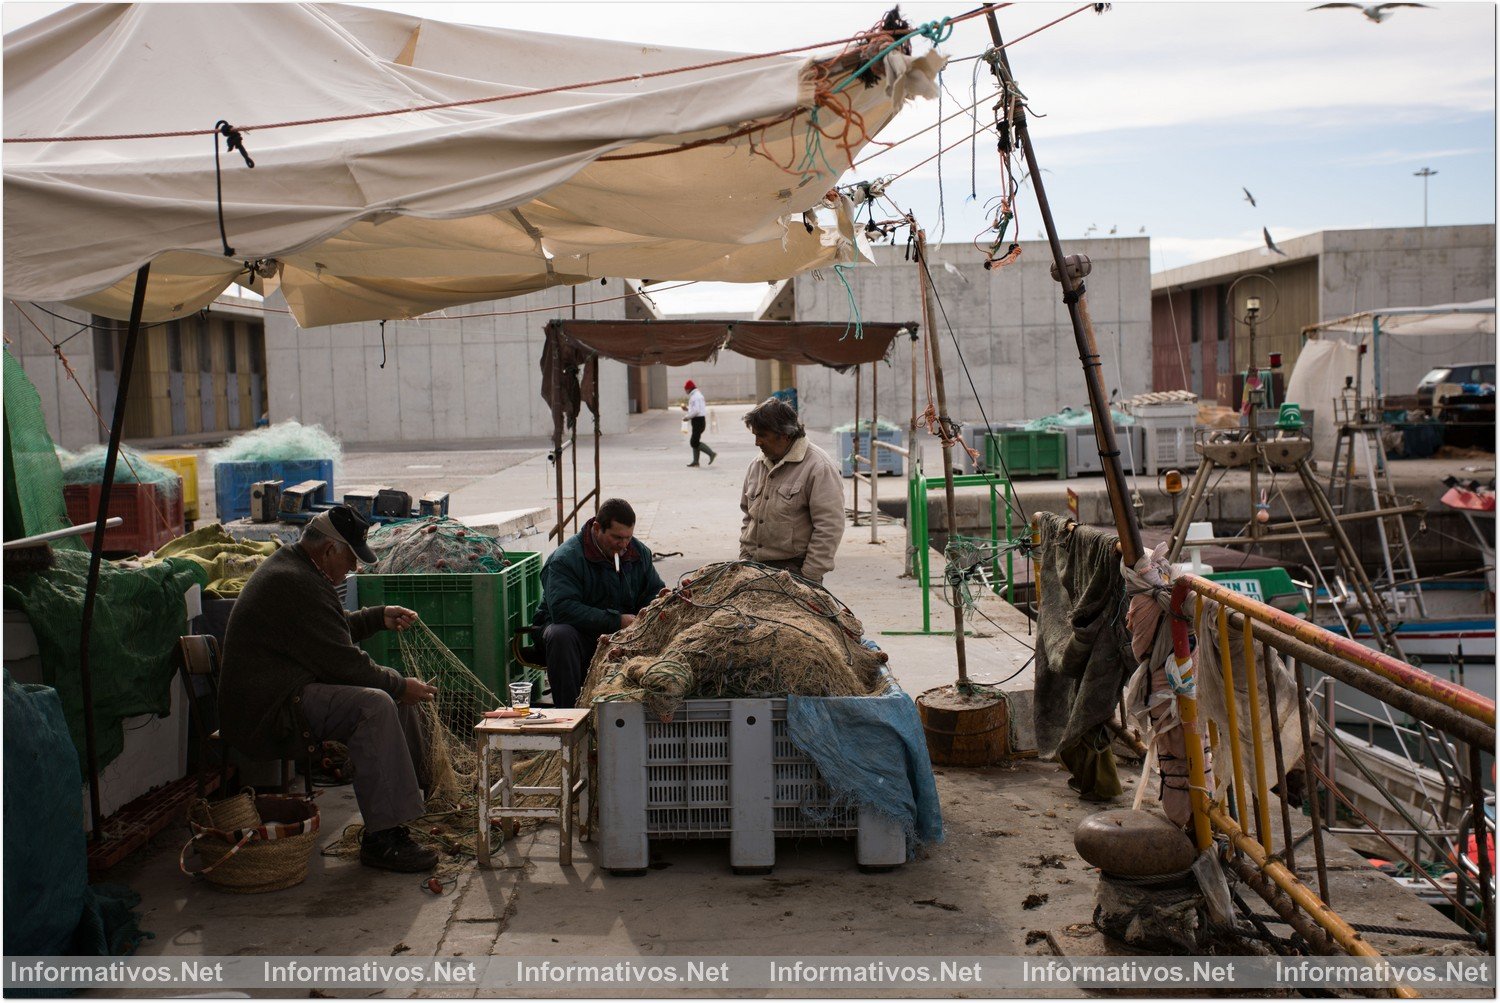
[[218, 505, 441, 873]]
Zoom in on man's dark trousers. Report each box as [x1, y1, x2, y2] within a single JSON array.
[[543, 623, 590, 708]]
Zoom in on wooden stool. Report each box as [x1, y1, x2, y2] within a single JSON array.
[[475, 708, 591, 867]]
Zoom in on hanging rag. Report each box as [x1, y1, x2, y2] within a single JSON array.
[[539, 331, 599, 441], [1032, 513, 1131, 800]]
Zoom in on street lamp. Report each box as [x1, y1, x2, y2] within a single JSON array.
[[1414, 167, 1438, 227]]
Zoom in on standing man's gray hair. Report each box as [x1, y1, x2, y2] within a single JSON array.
[[743, 398, 805, 440]]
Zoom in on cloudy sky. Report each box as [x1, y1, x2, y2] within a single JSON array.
[[6, 1, 1494, 315]]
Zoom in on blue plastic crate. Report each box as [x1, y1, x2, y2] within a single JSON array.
[[213, 458, 334, 522], [834, 426, 904, 478]]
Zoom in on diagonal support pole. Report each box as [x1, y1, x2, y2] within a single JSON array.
[[80, 262, 151, 840]]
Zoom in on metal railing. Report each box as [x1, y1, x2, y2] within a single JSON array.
[[1166, 574, 1495, 993]]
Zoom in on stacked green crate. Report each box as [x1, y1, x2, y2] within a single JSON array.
[[983, 429, 1067, 479], [353, 550, 544, 700]]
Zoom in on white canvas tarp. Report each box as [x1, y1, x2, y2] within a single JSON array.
[[3, 3, 943, 326], [1284, 338, 1371, 462], [1307, 299, 1496, 399]]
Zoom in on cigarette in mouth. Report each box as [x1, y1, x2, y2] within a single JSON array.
[[614, 553, 621, 573]]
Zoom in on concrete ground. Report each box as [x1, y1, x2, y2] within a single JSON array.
[[109, 408, 1483, 996]]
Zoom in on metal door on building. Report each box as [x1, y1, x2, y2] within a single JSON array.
[[223, 327, 242, 430]]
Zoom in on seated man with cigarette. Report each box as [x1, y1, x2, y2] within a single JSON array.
[[532, 498, 666, 709]]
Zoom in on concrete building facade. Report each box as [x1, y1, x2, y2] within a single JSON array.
[[760, 237, 1153, 432], [1150, 225, 1496, 402], [262, 284, 653, 445], [5, 296, 268, 451]]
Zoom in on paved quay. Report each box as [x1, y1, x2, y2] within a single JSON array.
[[102, 407, 1478, 996]]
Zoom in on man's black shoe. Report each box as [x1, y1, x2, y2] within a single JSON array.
[[360, 826, 438, 873]]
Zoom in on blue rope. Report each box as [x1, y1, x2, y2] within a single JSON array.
[[795, 17, 954, 181], [832, 263, 864, 341], [827, 18, 954, 97]]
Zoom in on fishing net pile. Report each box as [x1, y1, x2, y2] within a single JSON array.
[[58, 445, 182, 499], [320, 622, 510, 878], [581, 561, 890, 719], [141, 524, 278, 597], [365, 516, 512, 574], [207, 420, 341, 467]]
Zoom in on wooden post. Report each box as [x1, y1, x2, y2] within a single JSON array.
[[916, 231, 968, 684]]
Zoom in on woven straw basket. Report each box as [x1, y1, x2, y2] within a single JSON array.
[[180, 790, 320, 893]]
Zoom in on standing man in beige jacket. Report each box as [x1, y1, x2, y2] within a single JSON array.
[[738, 397, 846, 583]]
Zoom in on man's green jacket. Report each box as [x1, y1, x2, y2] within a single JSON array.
[[535, 517, 666, 639]]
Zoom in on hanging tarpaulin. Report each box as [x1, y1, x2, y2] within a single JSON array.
[[546, 319, 910, 370], [4, 4, 945, 327]]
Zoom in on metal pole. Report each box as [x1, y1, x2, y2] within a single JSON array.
[[853, 365, 862, 519], [551, 333, 565, 541], [80, 262, 151, 839], [1470, 743, 1495, 949], [1294, 659, 1332, 905], [982, 11, 1142, 565], [592, 363, 601, 518], [916, 231, 968, 684], [870, 363, 880, 544]]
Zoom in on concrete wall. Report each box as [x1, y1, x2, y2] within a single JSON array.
[[264, 285, 633, 444], [777, 237, 1153, 432], [5, 301, 102, 452], [1151, 225, 1496, 395], [654, 312, 761, 405]]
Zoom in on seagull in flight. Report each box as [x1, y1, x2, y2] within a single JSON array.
[[1263, 227, 1289, 256], [1242, 187, 1257, 207], [1309, 3, 1432, 23]]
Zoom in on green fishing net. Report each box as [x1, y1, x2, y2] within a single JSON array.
[[3, 349, 77, 548], [58, 445, 182, 499], [365, 516, 513, 574], [3, 550, 209, 778], [207, 420, 342, 466]]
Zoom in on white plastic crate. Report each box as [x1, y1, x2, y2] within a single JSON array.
[[598, 698, 905, 873], [1063, 424, 1145, 475], [1140, 422, 1197, 475]]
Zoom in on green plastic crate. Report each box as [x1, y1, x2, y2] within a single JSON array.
[[1204, 567, 1309, 615], [353, 550, 543, 698], [983, 429, 1068, 479]]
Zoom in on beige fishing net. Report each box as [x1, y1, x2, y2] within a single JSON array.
[[580, 561, 890, 717]]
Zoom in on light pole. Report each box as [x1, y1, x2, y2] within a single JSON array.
[[1413, 167, 1438, 227]]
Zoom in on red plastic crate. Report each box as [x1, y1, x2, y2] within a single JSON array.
[[64, 481, 185, 556]]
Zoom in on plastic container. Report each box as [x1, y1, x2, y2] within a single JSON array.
[[597, 698, 907, 873], [1063, 424, 1143, 475], [144, 453, 200, 523], [213, 458, 334, 523], [64, 481, 185, 555], [833, 426, 905, 478], [351, 551, 541, 697], [982, 429, 1068, 479]]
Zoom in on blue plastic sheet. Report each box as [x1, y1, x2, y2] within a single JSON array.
[[786, 684, 944, 855]]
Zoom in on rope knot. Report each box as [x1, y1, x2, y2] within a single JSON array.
[[916, 17, 954, 44], [215, 120, 255, 169]]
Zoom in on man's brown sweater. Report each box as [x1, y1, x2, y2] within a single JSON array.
[[219, 544, 402, 760]]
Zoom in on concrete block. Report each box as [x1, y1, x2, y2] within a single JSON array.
[[297, 346, 336, 428], [395, 342, 434, 442], [363, 346, 403, 443], [495, 341, 536, 437], [428, 321, 462, 346], [461, 342, 499, 439], [299, 323, 331, 350], [329, 346, 368, 442], [429, 343, 467, 440]]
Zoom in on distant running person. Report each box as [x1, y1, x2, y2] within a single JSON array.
[[681, 379, 717, 467]]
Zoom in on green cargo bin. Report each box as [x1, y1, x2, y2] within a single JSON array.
[[983, 429, 1068, 479], [353, 550, 543, 699], [1204, 567, 1308, 615]]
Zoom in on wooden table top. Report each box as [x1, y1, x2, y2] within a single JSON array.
[[474, 706, 591, 735]]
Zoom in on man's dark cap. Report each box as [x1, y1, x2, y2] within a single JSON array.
[[326, 504, 377, 564]]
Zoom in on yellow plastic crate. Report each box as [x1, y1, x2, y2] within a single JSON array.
[[144, 452, 199, 522]]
